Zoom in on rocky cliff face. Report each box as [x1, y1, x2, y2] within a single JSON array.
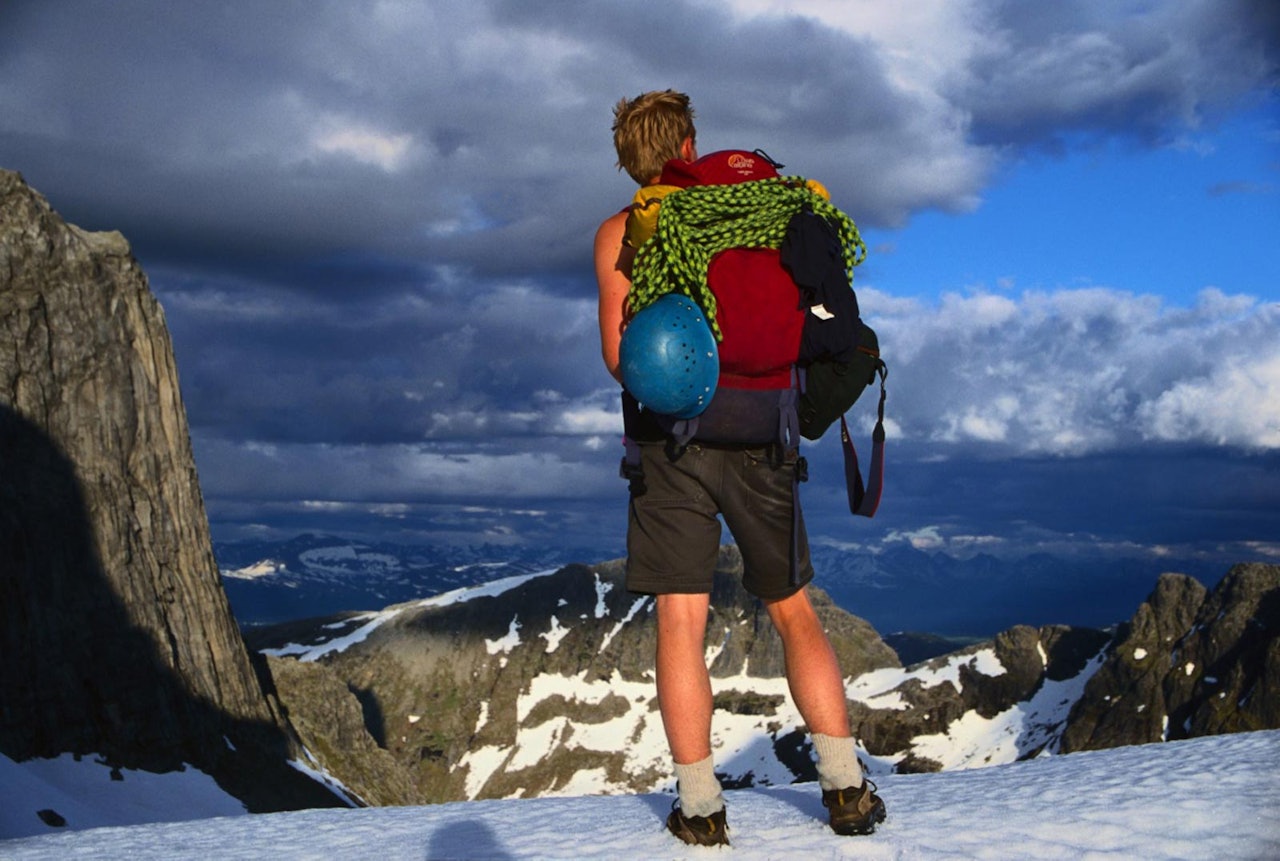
[[0, 169, 338, 812], [1061, 563, 1280, 752]]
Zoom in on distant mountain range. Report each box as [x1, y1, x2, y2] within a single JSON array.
[[216, 534, 620, 626], [216, 533, 1226, 638]]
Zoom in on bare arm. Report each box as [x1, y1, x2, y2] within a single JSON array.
[[594, 209, 636, 383]]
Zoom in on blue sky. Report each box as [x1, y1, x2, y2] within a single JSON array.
[[866, 99, 1280, 303], [1, 0, 1277, 567]]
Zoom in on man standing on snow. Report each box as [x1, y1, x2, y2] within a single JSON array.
[[593, 89, 886, 847]]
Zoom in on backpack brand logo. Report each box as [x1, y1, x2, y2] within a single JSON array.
[[727, 153, 756, 170]]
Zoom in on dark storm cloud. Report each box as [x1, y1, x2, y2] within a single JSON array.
[[1, 0, 612, 276], [156, 264, 608, 446], [0, 0, 951, 282], [6, 0, 1273, 277], [961, 0, 1280, 148], [2, 0, 1275, 554]]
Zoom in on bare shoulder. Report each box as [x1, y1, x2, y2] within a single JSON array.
[[594, 208, 629, 252], [594, 208, 634, 381], [594, 208, 635, 282]]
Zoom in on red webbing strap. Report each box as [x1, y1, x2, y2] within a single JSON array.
[[841, 364, 886, 517]]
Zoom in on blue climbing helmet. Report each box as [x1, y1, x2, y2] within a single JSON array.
[[619, 294, 719, 419]]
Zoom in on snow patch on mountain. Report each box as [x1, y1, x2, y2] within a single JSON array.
[[849, 645, 1007, 703], [539, 616, 569, 653], [419, 569, 558, 610], [0, 753, 246, 837], [221, 559, 287, 581], [485, 617, 522, 656], [852, 646, 1109, 771], [592, 573, 612, 619], [261, 612, 387, 663], [261, 569, 559, 662], [599, 596, 650, 654]]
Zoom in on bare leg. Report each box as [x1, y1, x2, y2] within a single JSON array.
[[763, 587, 850, 738], [655, 592, 714, 763], [765, 587, 866, 792]]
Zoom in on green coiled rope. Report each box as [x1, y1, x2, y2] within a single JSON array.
[[628, 177, 865, 340]]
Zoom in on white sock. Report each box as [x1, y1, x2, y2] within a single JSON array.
[[673, 755, 724, 818], [811, 733, 864, 791]]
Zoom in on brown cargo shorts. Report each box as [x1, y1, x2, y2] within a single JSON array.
[[624, 441, 813, 599]]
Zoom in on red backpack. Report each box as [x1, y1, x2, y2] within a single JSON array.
[[647, 149, 807, 447]]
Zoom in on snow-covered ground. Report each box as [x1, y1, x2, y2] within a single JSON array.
[[3, 730, 1277, 860]]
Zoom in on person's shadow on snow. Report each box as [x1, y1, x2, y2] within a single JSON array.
[[425, 818, 513, 861]]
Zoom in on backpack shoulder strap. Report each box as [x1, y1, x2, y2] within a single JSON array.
[[623, 184, 682, 249], [840, 361, 887, 517]]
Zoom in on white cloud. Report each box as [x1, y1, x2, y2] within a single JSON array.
[[867, 288, 1280, 454], [311, 120, 416, 172], [1138, 349, 1280, 449], [552, 402, 622, 436], [937, 395, 1018, 444], [724, 0, 997, 96], [884, 525, 947, 551]]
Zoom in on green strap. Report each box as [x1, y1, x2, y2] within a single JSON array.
[[628, 177, 865, 340]]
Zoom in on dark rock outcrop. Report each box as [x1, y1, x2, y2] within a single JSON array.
[[1061, 563, 1280, 752], [0, 169, 339, 812], [852, 623, 1112, 770], [264, 656, 419, 806], [849, 564, 1280, 773]]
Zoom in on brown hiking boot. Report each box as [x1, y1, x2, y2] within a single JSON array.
[[822, 780, 886, 835], [666, 802, 730, 846]]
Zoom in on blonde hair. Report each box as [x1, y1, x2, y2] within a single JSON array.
[[612, 90, 696, 184]]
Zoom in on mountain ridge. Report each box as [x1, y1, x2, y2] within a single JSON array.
[[246, 547, 1279, 808]]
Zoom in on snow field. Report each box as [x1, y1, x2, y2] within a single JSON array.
[[4, 730, 1278, 860]]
